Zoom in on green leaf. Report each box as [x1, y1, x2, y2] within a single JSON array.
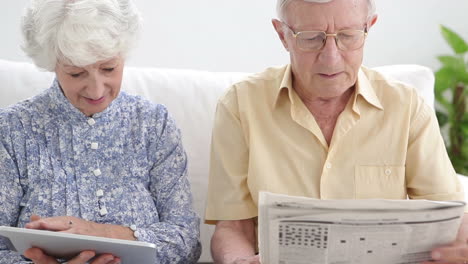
[[462, 72, 468, 84], [434, 67, 456, 93], [463, 138, 468, 155], [434, 67, 455, 109], [463, 125, 468, 137], [437, 55, 466, 71], [436, 26, 468, 175], [440, 25, 468, 54]]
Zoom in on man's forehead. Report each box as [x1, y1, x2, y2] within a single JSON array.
[[279, 0, 333, 7], [284, 0, 368, 27], [284, 0, 366, 14], [278, 0, 341, 9]]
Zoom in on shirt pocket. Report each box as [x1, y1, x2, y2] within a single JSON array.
[[354, 165, 407, 199]]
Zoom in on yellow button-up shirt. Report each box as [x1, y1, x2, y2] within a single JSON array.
[[205, 65, 463, 222]]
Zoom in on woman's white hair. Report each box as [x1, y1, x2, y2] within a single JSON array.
[[276, 0, 376, 21], [21, 0, 141, 71]]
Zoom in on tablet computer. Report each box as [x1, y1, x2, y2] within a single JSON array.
[[0, 226, 157, 263]]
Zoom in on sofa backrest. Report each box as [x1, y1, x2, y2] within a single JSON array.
[[0, 59, 435, 262]]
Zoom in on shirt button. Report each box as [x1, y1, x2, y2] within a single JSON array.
[[90, 142, 99, 150], [385, 169, 392, 175], [87, 118, 96, 126], [96, 189, 104, 197], [325, 162, 332, 169], [93, 169, 102, 176], [99, 207, 108, 216]]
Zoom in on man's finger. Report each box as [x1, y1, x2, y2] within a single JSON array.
[[431, 243, 468, 263], [249, 255, 260, 264], [233, 255, 261, 264]]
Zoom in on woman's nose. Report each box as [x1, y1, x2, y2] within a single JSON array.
[[87, 74, 106, 99]]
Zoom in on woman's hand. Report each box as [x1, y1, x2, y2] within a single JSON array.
[[24, 247, 120, 264], [23, 215, 134, 264], [26, 214, 135, 240], [26, 214, 106, 237]]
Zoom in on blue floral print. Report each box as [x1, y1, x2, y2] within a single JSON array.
[[0, 79, 201, 263]]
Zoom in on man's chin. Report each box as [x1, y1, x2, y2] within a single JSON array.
[[311, 83, 353, 98]]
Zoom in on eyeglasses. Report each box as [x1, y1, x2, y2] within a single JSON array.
[[282, 22, 368, 52]]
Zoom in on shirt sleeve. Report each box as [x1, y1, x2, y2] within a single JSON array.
[[135, 107, 201, 264], [205, 88, 258, 223], [0, 114, 31, 263], [406, 90, 464, 201]]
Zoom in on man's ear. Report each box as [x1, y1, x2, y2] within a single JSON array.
[[272, 19, 289, 51], [367, 15, 378, 30]]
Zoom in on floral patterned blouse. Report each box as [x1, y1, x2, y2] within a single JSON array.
[[0, 80, 201, 263]]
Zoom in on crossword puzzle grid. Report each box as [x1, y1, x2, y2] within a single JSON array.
[[279, 223, 329, 249]]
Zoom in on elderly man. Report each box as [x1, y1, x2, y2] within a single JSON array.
[[205, 0, 467, 263]]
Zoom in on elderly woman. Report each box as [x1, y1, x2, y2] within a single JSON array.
[[0, 0, 201, 263]]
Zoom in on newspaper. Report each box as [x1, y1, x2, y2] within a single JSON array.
[[258, 192, 466, 264]]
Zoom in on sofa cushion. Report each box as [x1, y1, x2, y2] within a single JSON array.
[[373, 64, 435, 108]]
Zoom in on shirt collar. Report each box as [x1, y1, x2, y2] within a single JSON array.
[[353, 67, 383, 113], [273, 65, 384, 112], [273, 64, 294, 108]]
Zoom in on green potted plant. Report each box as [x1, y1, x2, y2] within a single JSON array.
[[434, 25, 468, 175]]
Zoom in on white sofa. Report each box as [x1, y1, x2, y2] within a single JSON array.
[[0, 59, 465, 263]]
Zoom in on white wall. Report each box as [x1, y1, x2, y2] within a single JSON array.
[[1, 0, 467, 73], [366, 0, 468, 71]]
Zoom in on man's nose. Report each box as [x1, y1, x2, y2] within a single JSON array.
[[318, 36, 341, 62]]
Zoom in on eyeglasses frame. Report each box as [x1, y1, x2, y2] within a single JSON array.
[[281, 21, 369, 52]]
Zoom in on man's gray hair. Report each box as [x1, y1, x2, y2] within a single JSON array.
[[21, 0, 141, 71], [276, 0, 376, 21]]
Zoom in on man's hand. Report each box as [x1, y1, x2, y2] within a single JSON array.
[[232, 254, 260, 264], [421, 212, 468, 264], [24, 247, 120, 264], [211, 219, 258, 264]]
